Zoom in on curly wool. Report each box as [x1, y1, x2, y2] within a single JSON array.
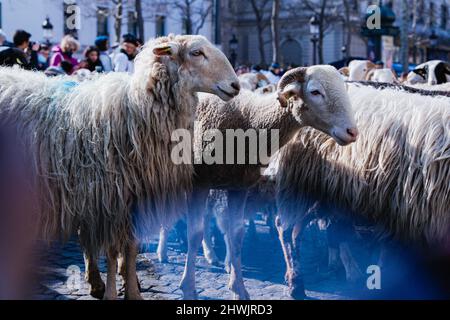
[[0, 35, 196, 253], [277, 84, 450, 247]]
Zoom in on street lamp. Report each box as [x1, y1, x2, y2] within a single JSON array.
[[42, 16, 54, 45], [229, 34, 238, 68], [310, 15, 319, 65]]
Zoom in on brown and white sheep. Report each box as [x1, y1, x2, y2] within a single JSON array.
[[178, 65, 358, 300]]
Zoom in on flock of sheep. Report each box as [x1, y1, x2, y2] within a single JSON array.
[[0, 34, 449, 300]]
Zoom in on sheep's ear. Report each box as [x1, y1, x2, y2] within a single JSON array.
[[277, 67, 306, 108], [153, 43, 177, 57], [365, 69, 375, 81], [278, 83, 302, 108], [338, 67, 349, 77], [366, 61, 376, 70]]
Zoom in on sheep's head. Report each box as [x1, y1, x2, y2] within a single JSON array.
[[347, 60, 376, 81], [150, 35, 240, 101], [277, 65, 358, 146]]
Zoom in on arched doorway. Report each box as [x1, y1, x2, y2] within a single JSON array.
[[281, 39, 303, 66]]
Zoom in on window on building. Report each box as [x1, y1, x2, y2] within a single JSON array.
[[128, 11, 137, 36], [417, 0, 425, 24], [429, 2, 435, 28], [97, 7, 109, 36], [156, 16, 166, 37], [441, 4, 448, 29]]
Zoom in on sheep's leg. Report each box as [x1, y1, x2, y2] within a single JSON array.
[[180, 187, 209, 300], [226, 190, 250, 300], [267, 207, 277, 239], [290, 220, 307, 299], [339, 242, 363, 282], [123, 240, 143, 300], [103, 248, 118, 300], [247, 217, 257, 240], [175, 220, 188, 253], [276, 216, 306, 299], [79, 229, 105, 299], [82, 251, 105, 299], [118, 252, 141, 294], [157, 225, 169, 263], [224, 231, 232, 274], [202, 211, 219, 266]]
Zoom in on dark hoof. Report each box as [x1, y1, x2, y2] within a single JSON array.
[[90, 284, 106, 300], [290, 286, 307, 300]]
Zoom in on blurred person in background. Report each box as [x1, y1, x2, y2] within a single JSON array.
[[37, 44, 50, 71], [262, 62, 282, 84], [79, 46, 104, 72], [95, 35, 113, 72], [50, 35, 80, 74], [0, 30, 39, 69], [113, 33, 139, 74]]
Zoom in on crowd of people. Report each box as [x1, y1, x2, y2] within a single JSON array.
[[0, 29, 142, 77]]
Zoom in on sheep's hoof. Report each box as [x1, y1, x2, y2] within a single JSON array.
[[232, 289, 250, 300], [182, 290, 199, 300], [103, 292, 118, 300], [289, 285, 307, 300], [125, 292, 144, 300], [90, 283, 106, 300]]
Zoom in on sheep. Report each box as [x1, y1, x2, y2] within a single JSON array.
[[275, 83, 450, 299], [238, 72, 270, 91], [178, 65, 358, 300], [339, 60, 376, 81], [365, 68, 398, 83], [255, 83, 277, 95], [406, 60, 450, 85], [0, 34, 240, 300]]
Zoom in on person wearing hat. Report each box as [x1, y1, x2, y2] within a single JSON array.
[[262, 62, 282, 84], [95, 35, 113, 72], [113, 34, 139, 74]]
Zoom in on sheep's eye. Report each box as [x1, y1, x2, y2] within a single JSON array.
[[311, 90, 322, 96], [191, 50, 204, 57]]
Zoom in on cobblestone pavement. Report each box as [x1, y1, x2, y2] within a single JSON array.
[[35, 219, 367, 300]]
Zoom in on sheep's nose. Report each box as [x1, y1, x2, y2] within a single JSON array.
[[346, 127, 359, 141], [231, 82, 240, 92]]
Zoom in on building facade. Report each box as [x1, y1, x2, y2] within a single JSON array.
[[0, 0, 216, 49], [220, 0, 450, 67]]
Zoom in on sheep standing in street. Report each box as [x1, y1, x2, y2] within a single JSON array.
[[179, 66, 358, 300], [276, 83, 450, 299], [0, 34, 240, 300]]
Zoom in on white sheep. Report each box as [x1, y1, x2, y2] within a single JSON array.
[[406, 60, 450, 85], [366, 68, 398, 83], [339, 60, 376, 81], [0, 34, 239, 300], [238, 72, 270, 91], [275, 83, 450, 299]]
